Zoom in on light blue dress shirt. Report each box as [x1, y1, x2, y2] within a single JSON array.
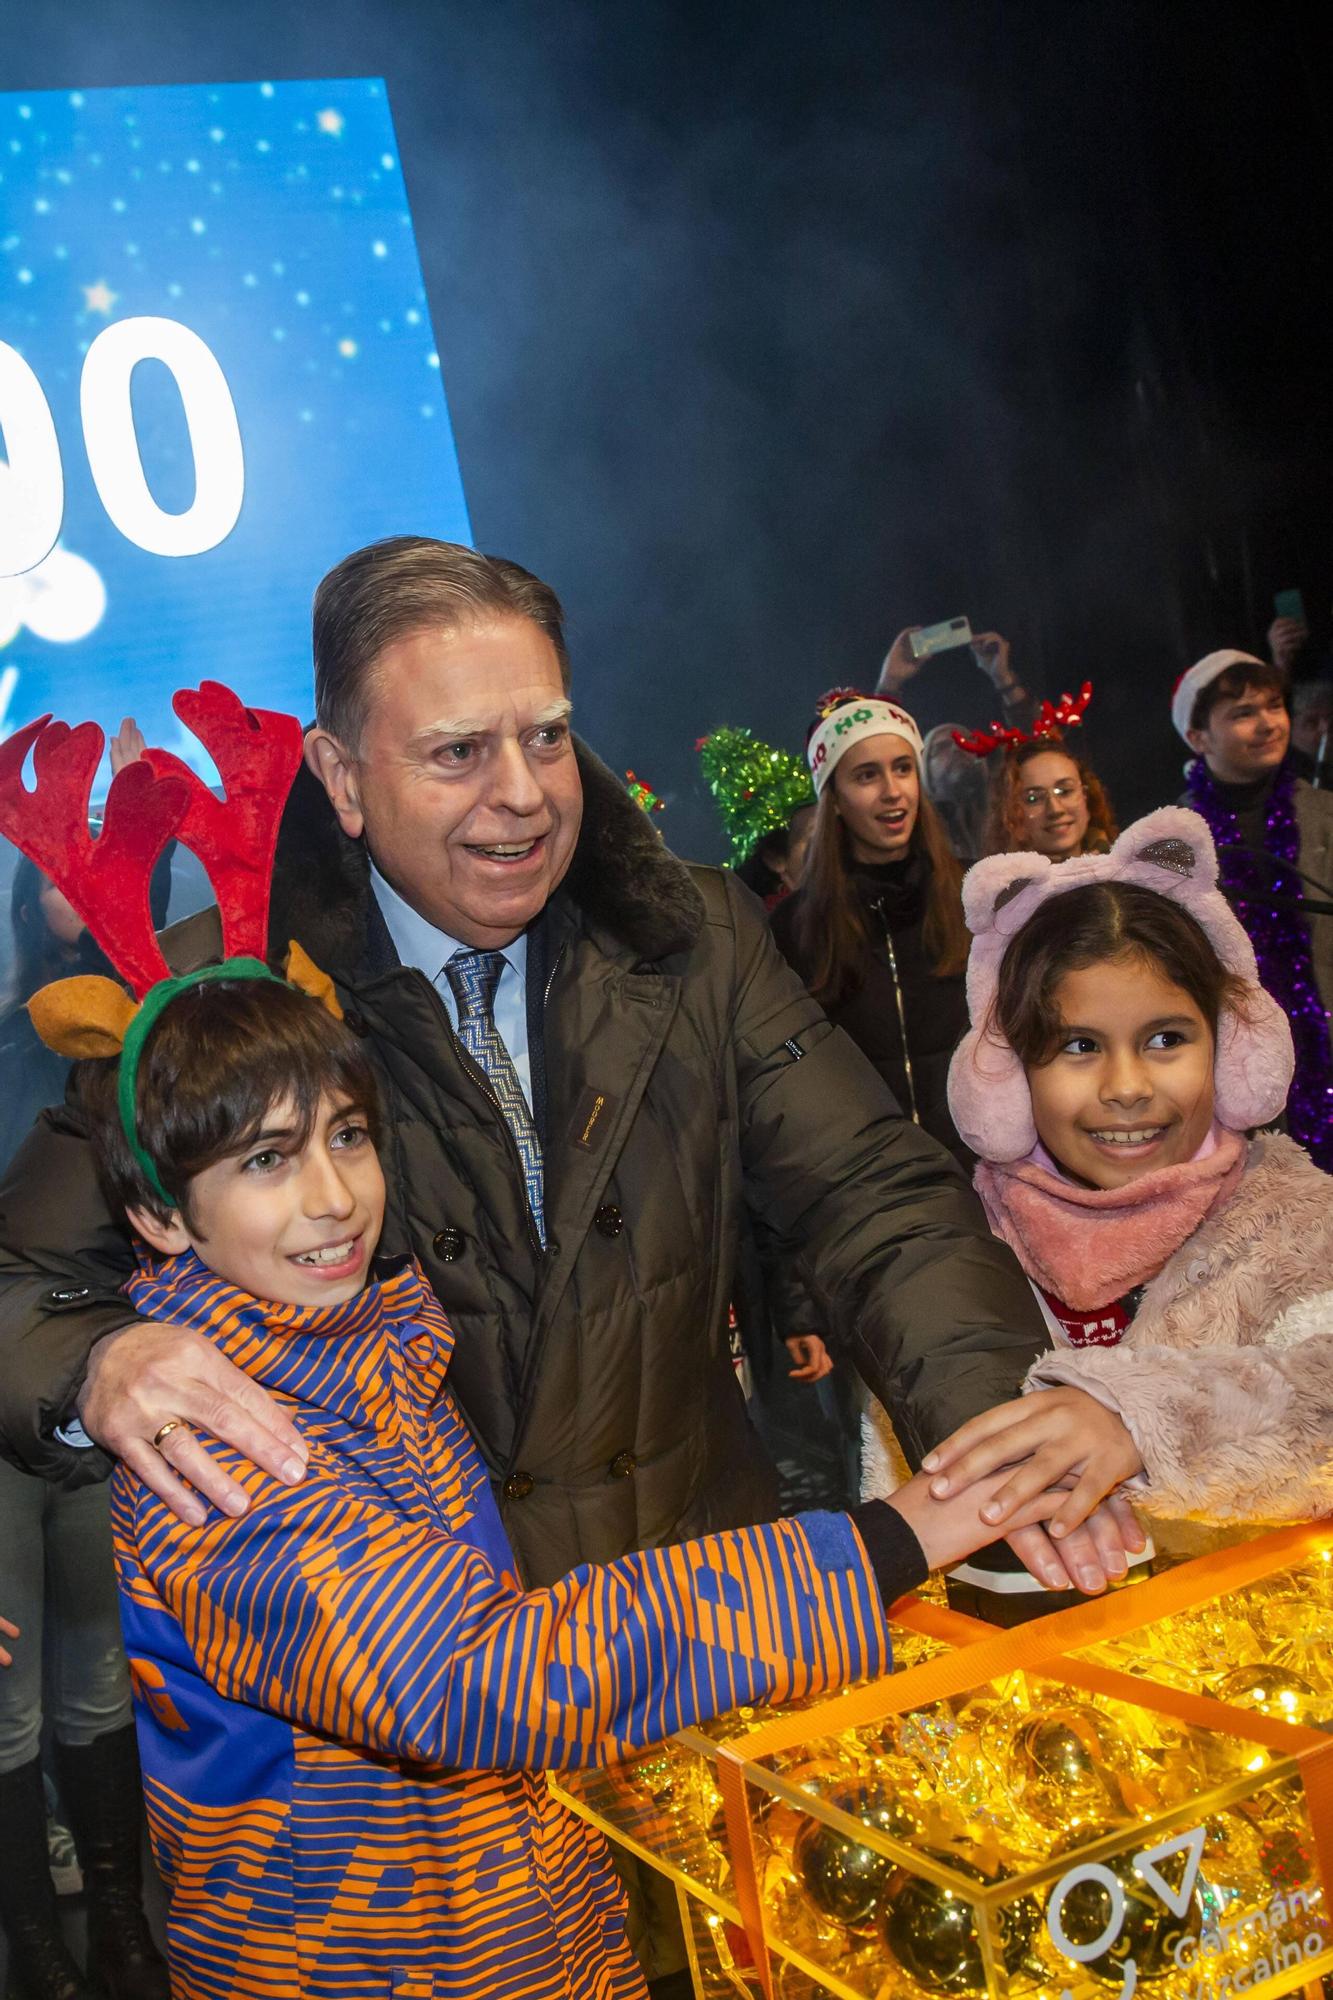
[[368, 861, 532, 1110]]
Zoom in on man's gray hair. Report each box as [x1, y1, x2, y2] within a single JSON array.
[[313, 536, 571, 752]]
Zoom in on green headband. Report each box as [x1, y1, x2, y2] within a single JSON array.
[[117, 958, 279, 1207]]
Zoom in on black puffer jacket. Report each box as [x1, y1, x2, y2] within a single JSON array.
[[769, 849, 970, 1164], [0, 746, 1042, 1588]]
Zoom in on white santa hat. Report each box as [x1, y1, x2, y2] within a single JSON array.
[[1170, 649, 1268, 744], [806, 694, 924, 797]]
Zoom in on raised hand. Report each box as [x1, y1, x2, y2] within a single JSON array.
[[108, 716, 148, 774], [970, 630, 1016, 691], [1268, 614, 1310, 674], [876, 628, 923, 698]]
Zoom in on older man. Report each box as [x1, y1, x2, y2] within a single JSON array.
[[0, 538, 1127, 1579]]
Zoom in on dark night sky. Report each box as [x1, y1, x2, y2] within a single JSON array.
[[6, 0, 1331, 858]]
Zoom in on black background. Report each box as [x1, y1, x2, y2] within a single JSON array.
[[8, 0, 1331, 858]]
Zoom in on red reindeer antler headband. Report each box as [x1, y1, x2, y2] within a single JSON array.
[[0, 683, 332, 1204], [951, 681, 1094, 759]]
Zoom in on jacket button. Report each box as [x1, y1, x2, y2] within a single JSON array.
[[432, 1227, 465, 1262], [594, 1204, 623, 1239], [44, 1286, 91, 1307], [503, 1471, 535, 1501], [608, 1450, 637, 1479]]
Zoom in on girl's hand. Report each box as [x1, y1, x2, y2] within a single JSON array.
[[0, 1615, 18, 1668], [922, 1387, 1143, 1538], [785, 1334, 834, 1382]]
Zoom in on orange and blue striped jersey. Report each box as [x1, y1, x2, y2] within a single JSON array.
[[112, 1251, 891, 1999]]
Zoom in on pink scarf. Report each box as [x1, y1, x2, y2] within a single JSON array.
[[974, 1127, 1246, 1311]]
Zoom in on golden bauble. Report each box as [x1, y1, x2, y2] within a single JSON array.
[[883, 1848, 1038, 1996], [1008, 1704, 1136, 1825], [1211, 1664, 1318, 1724], [791, 1784, 919, 1935]]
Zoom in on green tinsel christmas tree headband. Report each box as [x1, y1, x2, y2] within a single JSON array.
[[696, 727, 814, 865]]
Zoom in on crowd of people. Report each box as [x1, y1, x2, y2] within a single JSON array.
[[0, 543, 1327, 2000]]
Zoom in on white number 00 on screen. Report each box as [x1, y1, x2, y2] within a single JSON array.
[[0, 317, 244, 575]]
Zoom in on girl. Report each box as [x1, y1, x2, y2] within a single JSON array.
[[926, 805, 1333, 1537], [983, 732, 1119, 861], [770, 688, 971, 1160]]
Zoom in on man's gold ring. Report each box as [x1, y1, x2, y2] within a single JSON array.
[[152, 1419, 188, 1452]]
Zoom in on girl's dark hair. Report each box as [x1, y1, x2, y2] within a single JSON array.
[[795, 769, 969, 1007], [983, 734, 1119, 858], [993, 881, 1249, 1066], [75, 977, 380, 1230]]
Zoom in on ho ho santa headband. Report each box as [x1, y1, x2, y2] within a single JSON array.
[[1170, 650, 1268, 745], [0, 682, 338, 1204], [806, 689, 924, 797], [946, 805, 1294, 1161]]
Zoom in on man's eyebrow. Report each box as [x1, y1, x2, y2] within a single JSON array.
[[532, 697, 573, 727], [405, 696, 572, 751], [406, 716, 491, 747]]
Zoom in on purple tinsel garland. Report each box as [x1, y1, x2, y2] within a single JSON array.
[[1187, 759, 1333, 1169]]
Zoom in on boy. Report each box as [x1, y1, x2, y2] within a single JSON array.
[[74, 969, 1036, 2000], [1174, 648, 1333, 1168]]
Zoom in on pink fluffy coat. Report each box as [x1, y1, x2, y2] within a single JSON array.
[[1022, 1134, 1333, 1524]]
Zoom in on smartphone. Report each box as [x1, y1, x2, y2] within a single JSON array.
[[1274, 589, 1307, 624], [908, 616, 973, 662]]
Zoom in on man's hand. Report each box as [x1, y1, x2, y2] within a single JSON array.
[[1005, 1496, 1146, 1595], [108, 716, 148, 775], [0, 1615, 17, 1668], [922, 1386, 1143, 1537], [1268, 615, 1310, 675], [876, 629, 923, 699], [785, 1334, 834, 1382], [78, 1322, 308, 1526]]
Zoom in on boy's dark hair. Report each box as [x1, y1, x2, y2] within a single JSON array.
[[1190, 659, 1287, 734], [75, 977, 380, 1232], [992, 881, 1250, 1067]]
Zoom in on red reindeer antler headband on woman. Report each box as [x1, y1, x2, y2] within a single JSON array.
[[0, 682, 334, 1202], [951, 681, 1094, 759]]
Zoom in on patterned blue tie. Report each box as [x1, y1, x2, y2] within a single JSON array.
[[444, 950, 545, 1247]]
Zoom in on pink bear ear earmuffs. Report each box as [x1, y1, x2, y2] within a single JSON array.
[[946, 806, 1296, 1162]]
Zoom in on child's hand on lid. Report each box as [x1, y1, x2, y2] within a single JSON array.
[[921, 1386, 1144, 1541]]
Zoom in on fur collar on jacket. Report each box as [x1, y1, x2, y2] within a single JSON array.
[[1024, 1132, 1333, 1525], [1124, 1131, 1333, 1346], [267, 738, 706, 975]]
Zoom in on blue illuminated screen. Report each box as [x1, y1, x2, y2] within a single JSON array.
[[0, 77, 471, 774]]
